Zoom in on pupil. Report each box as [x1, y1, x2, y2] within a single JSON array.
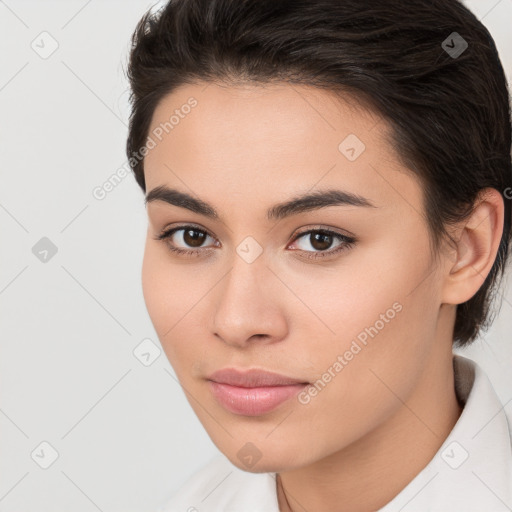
[[184, 229, 206, 247], [311, 232, 332, 251]]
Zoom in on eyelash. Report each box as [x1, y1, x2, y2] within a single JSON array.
[[154, 223, 356, 260]]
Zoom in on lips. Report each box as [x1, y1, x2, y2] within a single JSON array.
[[207, 367, 308, 387], [206, 368, 309, 416]]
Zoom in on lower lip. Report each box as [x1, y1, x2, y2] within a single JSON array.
[[208, 381, 307, 416]]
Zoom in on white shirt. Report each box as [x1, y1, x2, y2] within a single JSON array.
[[157, 355, 512, 511]]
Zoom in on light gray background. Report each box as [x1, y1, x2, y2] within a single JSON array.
[[0, 1, 511, 511]]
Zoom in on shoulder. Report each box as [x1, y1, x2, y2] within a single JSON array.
[[156, 453, 280, 512]]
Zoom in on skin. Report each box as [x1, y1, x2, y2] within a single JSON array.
[[141, 82, 504, 512]]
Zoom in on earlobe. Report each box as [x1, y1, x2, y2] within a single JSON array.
[[442, 188, 504, 305]]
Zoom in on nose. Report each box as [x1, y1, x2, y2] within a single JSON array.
[[211, 255, 288, 349]]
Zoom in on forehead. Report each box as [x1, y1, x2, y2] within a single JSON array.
[[147, 81, 383, 158], [144, 82, 421, 216]]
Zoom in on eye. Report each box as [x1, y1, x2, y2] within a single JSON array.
[[288, 227, 356, 260], [154, 224, 218, 257], [154, 224, 356, 260]]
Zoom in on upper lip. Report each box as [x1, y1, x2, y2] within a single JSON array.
[[207, 368, 309, 387]]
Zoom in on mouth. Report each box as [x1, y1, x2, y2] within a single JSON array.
[[206, 368, 309, 416]]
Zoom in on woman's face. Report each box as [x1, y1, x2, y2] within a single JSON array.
[[141, 82, 449, 472]]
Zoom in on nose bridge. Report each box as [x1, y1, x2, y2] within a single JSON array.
[[212, 245, 287, 346], [216, 247, 269, 325], [221, 231, 269, 302]]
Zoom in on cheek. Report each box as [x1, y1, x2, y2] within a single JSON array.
[[141, 240, 210, 367], [289, 249, 425, 342], [141, 242, 167, 331], [141, 242, 184, 345], [283, 259, 439, 452], [292, 242, 439, 391]]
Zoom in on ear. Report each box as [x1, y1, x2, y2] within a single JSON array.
[[441, 188, 504, 305]]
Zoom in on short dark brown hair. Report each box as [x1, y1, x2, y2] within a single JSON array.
[[125, 0, 512, 347]]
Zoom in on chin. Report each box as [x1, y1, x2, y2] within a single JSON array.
[[220, 443, 308, 474]]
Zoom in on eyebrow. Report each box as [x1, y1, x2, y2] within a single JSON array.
[[145, 185, 377, 221]]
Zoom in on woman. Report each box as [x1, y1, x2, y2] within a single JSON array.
[[125, 0, 512, 510]]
